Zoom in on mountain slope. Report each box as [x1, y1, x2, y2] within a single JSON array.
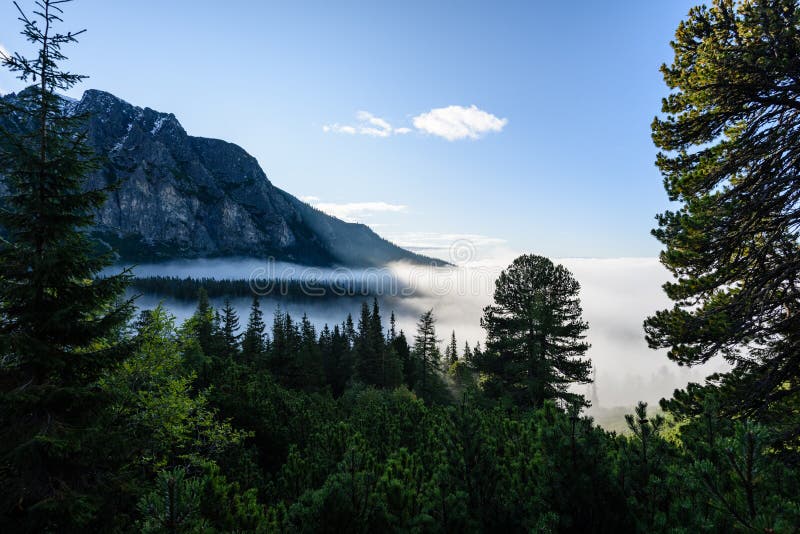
[[0, 88, 442, 267]]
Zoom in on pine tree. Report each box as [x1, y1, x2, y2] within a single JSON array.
[[369, 298, 401, 388], [344, 313, 356, 348], [388, 311, 397, 342], [271, 307, 286, 367], [412, 309, 442, 396], [296, 313, 323, 391], [220, 299, 241, 360], [0, 1, 132, 527], [478, 254, 591, 409], [319, 323, 334, 386], [186, 288, 218, 386], [211, 310, 225, 357], [242, 296, 266, 364], [323, 323, 353, 395], [354, 299, 400, 388], [644, 0, 800, 444], [193, 288, 214, 355], [269, 308, 293, 386], [392, 329, 413, 389], [463, 341, 473, 365], [355, 301, 376, 384], [446, 331, 459, 365]]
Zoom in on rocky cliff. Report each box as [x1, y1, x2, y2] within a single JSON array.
[[0, 88, 440, 267]]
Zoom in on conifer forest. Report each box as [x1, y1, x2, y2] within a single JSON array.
[[1, 1, 800, 532]]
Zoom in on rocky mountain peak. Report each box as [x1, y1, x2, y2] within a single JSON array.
[[0, 88, 442, 267]]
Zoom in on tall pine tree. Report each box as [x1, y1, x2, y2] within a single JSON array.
[[0, 1, 133, 527], [242, 296, 267, 364], [220, 299, 241, 361], [446, 330, 458, 365], [644, 0, 800, 446], [477, 254, 591, 409], [412, 309, 442, 397]]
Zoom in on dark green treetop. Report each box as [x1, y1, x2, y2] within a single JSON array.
[[478, 254, 591, 409], [645, 0, 800, 427]]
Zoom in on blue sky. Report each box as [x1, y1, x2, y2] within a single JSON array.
[[0, 0, 698, 259]]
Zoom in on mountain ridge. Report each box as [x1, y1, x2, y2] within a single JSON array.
[[0, 88, 444, 267]]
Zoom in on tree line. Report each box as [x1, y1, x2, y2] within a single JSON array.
[[130, 275, 380, 301]]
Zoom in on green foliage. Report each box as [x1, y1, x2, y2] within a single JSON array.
[[477, 254, 592, 409], [220, 299, 241, 361], [137, 468, 208, 533], [645, 0, 800, 447], [411, 309, 445, 401], [3, 284, 800, 531], [100, 305, 246, 469], [445, 330, 458, 365], [242, 296, 267, 364], [0, 1, 133, 528], [354, 299, 403, 390]]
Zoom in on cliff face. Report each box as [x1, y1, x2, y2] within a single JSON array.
[[0, 89, 440, 267]]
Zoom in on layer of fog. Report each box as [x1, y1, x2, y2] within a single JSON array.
[[122, 256, 729, 408]]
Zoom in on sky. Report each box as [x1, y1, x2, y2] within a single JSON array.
[[0, 0, 700, 260]]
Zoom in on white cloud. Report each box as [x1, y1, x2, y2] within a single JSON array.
[[384, 231, 512, 267], [412, 104, 507, 141], [323, 105, 507, 141], [299, 195, 321, 203], [556, 257, 729, 407], [323, 111, 408, 138], [388, 232, 506, 252], [323, 124, 357, 135], [305, 199, 408, 222], [0, 44, 9, 60]]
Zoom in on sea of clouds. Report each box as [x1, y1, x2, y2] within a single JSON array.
[[124, 252, 728, 408]]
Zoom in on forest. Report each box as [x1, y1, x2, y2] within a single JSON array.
[[1, 0, 800, 532], [130, 276, 380, 301]]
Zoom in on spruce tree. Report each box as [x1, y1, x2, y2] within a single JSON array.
[[354, 299, 401, 388], [220, 299, 241, 360], [388, 311, 397, 341], [463, 341, 473, 365], [0, 0, 132, 527], [324, 323, 353, 395], [368, 298, 398, 388], [412, 309, 442, 396], [269, 309, 302, 388], [269, 308, 290, 385], [211, 309, 225, 358], [296, 313, 324, 391], [446, 330, 458, 365], [344, 313, 356, 348], [242, 296, 266, 364], [392, 329, 413, 389], [355, 301, 376, 384], [319, 323, 334, 387], [374, 302, 402, 389], [478, 254, 591, 409], [193, 288, 214, 355]]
